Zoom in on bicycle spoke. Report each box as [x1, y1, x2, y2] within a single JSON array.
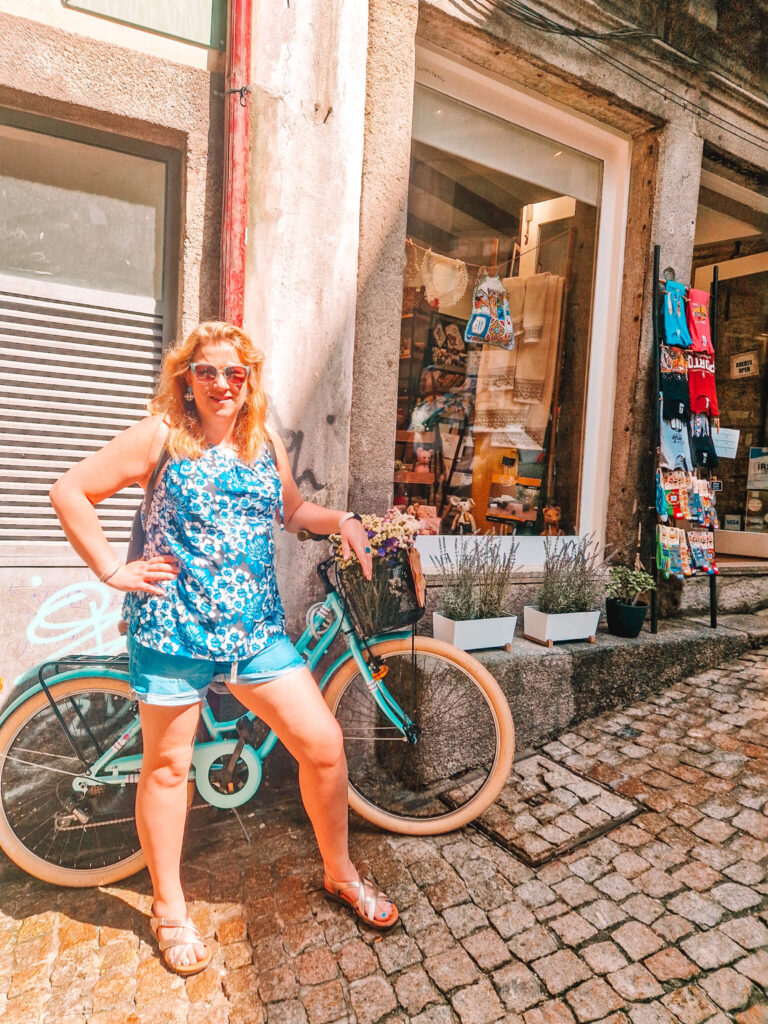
[[333, 647, 501, 823], [0, 684, 144, 872]]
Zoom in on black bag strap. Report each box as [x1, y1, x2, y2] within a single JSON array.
[[142, 444, 171, 519]]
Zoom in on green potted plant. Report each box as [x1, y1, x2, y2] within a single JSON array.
[[523, 536, 603, 646], [432, 536, 519, 650], [605, 566, 656, 638]]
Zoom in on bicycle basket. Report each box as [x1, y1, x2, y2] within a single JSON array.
[[332, 549, 425, 636]]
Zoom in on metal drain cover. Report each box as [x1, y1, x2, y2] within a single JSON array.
[[474, 754, 641, 866]]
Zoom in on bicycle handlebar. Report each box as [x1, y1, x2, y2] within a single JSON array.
[[297, 529, 329, 542]]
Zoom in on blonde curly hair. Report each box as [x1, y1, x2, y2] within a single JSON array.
[[150, 321, 268, 462]]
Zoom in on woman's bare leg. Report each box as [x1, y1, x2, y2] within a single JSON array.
[[136, 701, 208, 966], [228, 667, 393, 918]]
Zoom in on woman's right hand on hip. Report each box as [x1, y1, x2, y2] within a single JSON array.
[[108, 556, 179, 595]]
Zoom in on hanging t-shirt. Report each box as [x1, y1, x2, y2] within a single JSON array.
[[660, 413, 693, 472], [686, 288, 714, 356], [663, 281, 692, 348], [687, 351, 719, 416], [660, 344, 689, 419], [690, 412, 719, 469]]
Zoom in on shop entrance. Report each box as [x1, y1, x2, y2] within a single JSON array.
[[692, 159, 768, 560]]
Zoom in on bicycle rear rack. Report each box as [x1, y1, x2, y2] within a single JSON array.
[[34, 654, 130, 769]]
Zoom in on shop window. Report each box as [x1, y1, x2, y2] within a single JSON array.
[[692, 159, 768, 557], [0, 111, 180, 556], [396, 83, 602, 541]]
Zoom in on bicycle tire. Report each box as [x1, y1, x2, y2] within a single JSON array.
[[323, 636, 514, 835], [0, 676, 151, 887]]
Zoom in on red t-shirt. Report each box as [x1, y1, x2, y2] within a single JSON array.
[[687, 351, 718, 415], [686, 288, 714, 356]]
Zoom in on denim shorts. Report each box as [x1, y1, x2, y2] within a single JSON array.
[[127, 633, 305, 706]]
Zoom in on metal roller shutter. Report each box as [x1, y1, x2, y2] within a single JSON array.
[[0, 276, 163, 545]]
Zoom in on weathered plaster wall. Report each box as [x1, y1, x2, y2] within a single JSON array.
[[348, 0, 420, 514], [243, 0, 369, 630], [0, 0, 225, 71], [0, 13, 223, 689]]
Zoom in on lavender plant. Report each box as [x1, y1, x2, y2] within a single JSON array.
[[537, 535, 603, 615], [434, 536, 518, 620]]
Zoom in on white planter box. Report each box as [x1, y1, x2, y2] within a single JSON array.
[[433, 612, 518, 651], [523, 606, 601, 646]]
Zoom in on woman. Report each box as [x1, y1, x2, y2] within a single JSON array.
[[50, 321, 398, 976]]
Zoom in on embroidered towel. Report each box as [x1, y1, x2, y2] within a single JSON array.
[[522, 272, 550, 343]]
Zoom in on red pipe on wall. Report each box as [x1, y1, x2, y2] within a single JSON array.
[[220, 0, 253, 327]]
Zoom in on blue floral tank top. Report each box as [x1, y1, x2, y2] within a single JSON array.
[[122, 444, 286, 659]]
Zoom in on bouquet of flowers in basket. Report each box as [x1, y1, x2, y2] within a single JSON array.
[[329, 508, 422, 634]]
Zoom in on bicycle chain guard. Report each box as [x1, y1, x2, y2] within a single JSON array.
[[191, 740, 262, 809]]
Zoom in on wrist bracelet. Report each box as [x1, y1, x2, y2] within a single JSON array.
[[338, 511, 362, 529], [98, 559, 123, 584]]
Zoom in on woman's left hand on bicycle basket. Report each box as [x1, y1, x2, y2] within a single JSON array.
[[340, 518, 373, 580]]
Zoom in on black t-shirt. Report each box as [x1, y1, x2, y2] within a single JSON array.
[[660, 345, 690, 420], [690, 412, 719, 469]]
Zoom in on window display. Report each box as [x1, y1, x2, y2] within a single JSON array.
[[396, 85, 600, 537]]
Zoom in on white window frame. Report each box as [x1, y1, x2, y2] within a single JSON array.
[[412, 43, 631, 569]]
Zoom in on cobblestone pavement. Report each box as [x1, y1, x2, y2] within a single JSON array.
[[1, 648, 767, 1024]]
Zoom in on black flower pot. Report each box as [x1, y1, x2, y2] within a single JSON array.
[[605, 598, 648, 638]]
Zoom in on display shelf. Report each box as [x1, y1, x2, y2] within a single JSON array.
[[393, 470, 435, 484], [396, 430, 435, 443]]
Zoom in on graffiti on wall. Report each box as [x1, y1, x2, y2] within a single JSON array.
[[270, 413, 328, 493], [9, 578, 124, 686]]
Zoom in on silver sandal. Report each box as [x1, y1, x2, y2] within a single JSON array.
[[149, 907, 213, 977], [323, 864, 399, 929]]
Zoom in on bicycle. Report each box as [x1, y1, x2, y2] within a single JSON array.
[[0, 544, 515, 887]]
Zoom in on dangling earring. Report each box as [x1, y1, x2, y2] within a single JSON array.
[[185, 386, 194, 401]]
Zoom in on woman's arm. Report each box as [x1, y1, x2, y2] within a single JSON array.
[[50, 415, 178, 594], [268, 430, 372, 579]]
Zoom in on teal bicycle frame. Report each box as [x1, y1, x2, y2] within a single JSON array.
[[3, 590, 417, 812]]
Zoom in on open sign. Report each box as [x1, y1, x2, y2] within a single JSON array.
[[730, 350, 759, 378]]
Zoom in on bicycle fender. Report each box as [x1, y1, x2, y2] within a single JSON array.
[[0, 668, 131, 727], [317, 629, 415, 691]]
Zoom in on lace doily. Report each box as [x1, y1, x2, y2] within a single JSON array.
[[404, 240, 424, 288], [421, 250, 469, 309]]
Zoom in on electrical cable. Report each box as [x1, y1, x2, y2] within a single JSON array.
[[467, 0, 768, 156], [573, 34, 768, 156]]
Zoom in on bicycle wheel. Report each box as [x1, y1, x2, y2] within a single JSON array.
[[323, 636, 514, 835], [0, 676, 148, 886]]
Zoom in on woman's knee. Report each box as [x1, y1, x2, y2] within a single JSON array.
[[300, 719, 346, 772], [141, 744, 193, 788]]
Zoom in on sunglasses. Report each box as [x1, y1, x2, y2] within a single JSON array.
[[190, 362, 250, 387]]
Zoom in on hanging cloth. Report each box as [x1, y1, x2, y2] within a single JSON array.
[[690, 412, 719, 469], [663, 281, 692, 348], [687, 350, 719, 416], [464, 274, 514, 350], [502, 276, 526, 338], [686, 287, 714, 356], [660, 344, 690, 419], [660, 411, 693, 472], [421, 250, 469, 309]]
